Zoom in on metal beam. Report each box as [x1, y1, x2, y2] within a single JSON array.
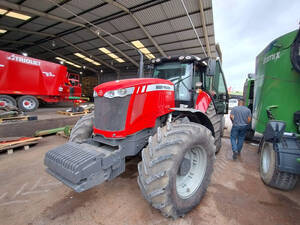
[[0, 0, 138, 67], [0, 39, 33, 45], [103, 0, 167, 57], [198, 0, 211, 57], [0, 25, 119, 72], [0, 0, 85, 27], [59, 37, 119, 72], [0, 25, 55, 37], [0, 39, 97, 73], [39, 46, 97, 73]]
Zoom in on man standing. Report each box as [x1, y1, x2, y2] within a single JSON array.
[[230, 99, 251, 160]]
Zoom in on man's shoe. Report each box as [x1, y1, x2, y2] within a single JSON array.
[[233, 152, 238, 160]]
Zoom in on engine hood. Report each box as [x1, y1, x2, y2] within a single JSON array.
[[94, 78, 173, 96]]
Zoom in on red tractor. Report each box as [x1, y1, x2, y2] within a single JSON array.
[[45, 56, 228, 218]]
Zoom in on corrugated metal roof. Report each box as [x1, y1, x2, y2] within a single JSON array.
[[0, 0, 218, 73]]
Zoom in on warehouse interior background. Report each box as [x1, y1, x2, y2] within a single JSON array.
[[0, 0, 222, 98]]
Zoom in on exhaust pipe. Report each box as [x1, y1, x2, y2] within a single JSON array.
[[138, 49, 144, 78]]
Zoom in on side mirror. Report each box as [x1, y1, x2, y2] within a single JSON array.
[[206, 58, 216, 76]]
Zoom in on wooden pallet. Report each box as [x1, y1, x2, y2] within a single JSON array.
[[0, 137, 42, 154], [57, 110, 89, 116], [0, 116, 28, 123]]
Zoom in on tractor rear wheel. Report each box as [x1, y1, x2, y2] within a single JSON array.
[[69, 112, 94, 143], [0, 95, 16, 107], [138, 121, 215, 218], [206, 102, 222, 153], [17, 95, 39, 112], [260, 140, 298, 190]]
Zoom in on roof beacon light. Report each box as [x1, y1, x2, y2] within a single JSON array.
[[185, 56, 191, 60], [179, 56, 184, 60]]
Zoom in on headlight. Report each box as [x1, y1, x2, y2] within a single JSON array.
[[93, 90, 98, 97], [104, 87, 134, 98]]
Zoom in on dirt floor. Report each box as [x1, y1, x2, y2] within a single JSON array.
[[0, 118, 300, 225]]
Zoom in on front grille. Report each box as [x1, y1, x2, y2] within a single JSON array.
[[94, 95, 131, 131]]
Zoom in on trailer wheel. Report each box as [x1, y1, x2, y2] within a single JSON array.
[[260, 140, 298, 190], [0, 95, 16, 107], [17, 95, 39, 112], [138, 121, 215, 218], [69, 112, 94, 143]]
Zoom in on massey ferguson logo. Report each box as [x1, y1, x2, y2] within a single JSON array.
[[7, 54, 41, 66], [42, 72, 55, 77]]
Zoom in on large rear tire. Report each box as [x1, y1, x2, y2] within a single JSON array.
[[17, 95, 39, 112], [0, 95, 16, 107], [260, 140, 298, 190], [69, 112, 94, 143], [206, 103, 222, 153], [138, 121, 215, 218]]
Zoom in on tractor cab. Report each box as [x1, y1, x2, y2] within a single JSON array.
[[151, 56, 228, 114]]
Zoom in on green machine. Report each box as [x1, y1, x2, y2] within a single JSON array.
[[244, 28, 300, 190]]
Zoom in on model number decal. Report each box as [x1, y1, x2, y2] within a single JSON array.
[[146, 84, 174, 92], [42, 72, 55, 77], [263, 52, 280, 64], [7, 54, 41, 66]]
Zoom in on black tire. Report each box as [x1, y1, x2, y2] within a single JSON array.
[[137, 121, 215, 218], [0, 95, 17, 107], [69, 112, 94, 143], [17, 95, 39, 112], [206, 103, 222, 153], [260, 140, 298, 190], [220, 115, 225, 137]]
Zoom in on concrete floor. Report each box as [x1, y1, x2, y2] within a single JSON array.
[[0, 117, 299, 225]]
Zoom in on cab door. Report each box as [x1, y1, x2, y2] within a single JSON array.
[[208, 60, 229, 114]]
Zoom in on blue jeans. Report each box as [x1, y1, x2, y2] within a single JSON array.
[[230, 125, 248, 153]]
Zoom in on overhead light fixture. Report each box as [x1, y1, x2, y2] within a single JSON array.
[[0, 8, 31, 20], [115, 58, 125, 63], [0, 9, 8, 15], [131, 40, 144, 49], [0, 29, 7, 34], [55, 57, 81, 68], [131, 40, 155, 60], [22, 52, 28, 57], [99, 47, 124, 63], [74, 53, 101, 66], [6, 11, 31, 20], [146, 54, 155, 60]]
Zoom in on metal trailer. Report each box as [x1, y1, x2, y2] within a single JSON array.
[[0, 50, 82, 111], [244, 29, 300, 190]]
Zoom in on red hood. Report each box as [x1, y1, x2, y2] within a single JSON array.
[[94, 78, 173, 95]]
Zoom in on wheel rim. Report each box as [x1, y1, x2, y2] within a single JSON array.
[[176, 145, 207, 199], [262, 142, 272, 174], [22, 98, 36, 110], [0, 97, 14, 107]]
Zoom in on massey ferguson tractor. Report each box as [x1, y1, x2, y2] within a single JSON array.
[[45, 55, 228, 218], [244, 28, 300, 190]]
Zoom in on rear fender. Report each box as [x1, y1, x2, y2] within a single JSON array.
[[171, 108, 215, 136]]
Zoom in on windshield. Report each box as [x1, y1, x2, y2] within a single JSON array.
[[153, 62, 193, 102]]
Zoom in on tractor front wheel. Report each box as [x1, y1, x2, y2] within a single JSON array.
[[138, 121, 215, 218], [69, 112, 94, 143], [260, 140, 298, 190]]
